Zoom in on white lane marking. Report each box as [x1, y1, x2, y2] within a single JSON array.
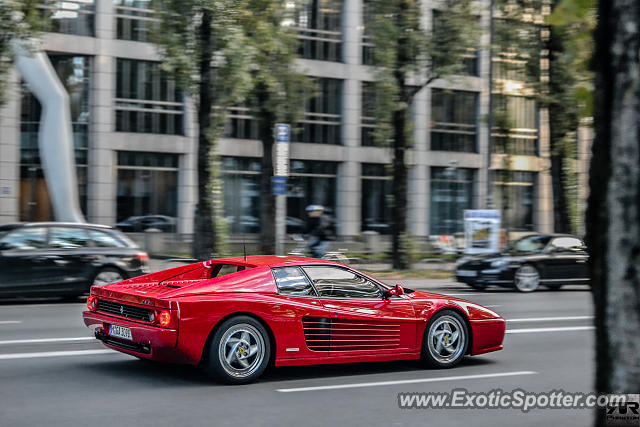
[[507, 326, 594, 334], [0, 349, 114, 360], [0, 337, 94, 345], [276, 371, 537, 393], [507, 316, 593, 323], [0, 321, 22, 324]]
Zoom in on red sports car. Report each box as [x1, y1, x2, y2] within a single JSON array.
[[83, 256, 505, 384]]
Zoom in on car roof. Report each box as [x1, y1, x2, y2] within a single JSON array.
[[0, 222, 113, 230], [208, 255, 339, 268]]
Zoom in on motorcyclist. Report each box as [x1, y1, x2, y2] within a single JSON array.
[[304, 205, 334, 259]]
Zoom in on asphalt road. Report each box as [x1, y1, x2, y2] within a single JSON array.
[[0, 281, 595, 427]]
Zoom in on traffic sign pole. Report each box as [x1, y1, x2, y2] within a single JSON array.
[[273, 124, 290, 255]]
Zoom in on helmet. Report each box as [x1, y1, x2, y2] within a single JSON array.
[[305, 205, 324, 212]]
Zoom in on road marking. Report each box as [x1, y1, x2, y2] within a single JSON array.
[[275, 371, 537, 393], [0, 337, 94, 345], [507, 316, 593, 323], [507, 326, 594, 334], [0, 321, 22, 324], [0, 349, 114, 360]]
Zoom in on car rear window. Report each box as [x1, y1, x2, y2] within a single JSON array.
[[88, 230, 127, 248]]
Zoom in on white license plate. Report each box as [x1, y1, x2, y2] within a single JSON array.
[[109, 324, 132, 341], [457, 270, 477, 277]]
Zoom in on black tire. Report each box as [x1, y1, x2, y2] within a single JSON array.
[[203, 316, 271, 384], [468, 282, 487, 291], [422, 310, 469, 369], [90, 267, 125, 289], [545, 284, 563, 290], [514, 264, 541, 292]]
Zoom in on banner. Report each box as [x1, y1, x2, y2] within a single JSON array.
[[463, 210, 501, 254]]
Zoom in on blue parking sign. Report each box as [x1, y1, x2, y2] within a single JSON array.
[[275, 124, 290, 143], [272, 176, 287, 195]]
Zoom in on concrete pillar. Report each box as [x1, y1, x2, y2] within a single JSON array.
[[410, 88, 429, 237], [0, 70, 21, 224], [537, 108, 554, 233], [477, 0, 492, 209], [88, 1, 117, 226]]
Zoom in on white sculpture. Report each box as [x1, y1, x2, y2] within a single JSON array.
[[12, 41, 85, 223]]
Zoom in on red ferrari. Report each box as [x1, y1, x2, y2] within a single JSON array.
[[83, 256, 505, 384]]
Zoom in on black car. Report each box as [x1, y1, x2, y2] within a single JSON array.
[[0, 222, 149, 298], [455, 234, 589, 292], [115, 215, 176, 233]]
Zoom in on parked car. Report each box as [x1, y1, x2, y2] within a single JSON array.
[[0, 222, 149, 298], [84, 256, 505, 384], [456, 234, 589, 292], [115, 215, 176, 233]]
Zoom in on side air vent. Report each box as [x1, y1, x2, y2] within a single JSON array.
[[302, 317, 401, 352]]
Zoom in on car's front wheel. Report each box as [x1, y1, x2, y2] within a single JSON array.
[[91, 267, 124, 288], [514, 265, 540, 292], [422, 310, 469, 368], [204, 316, 271, 384]]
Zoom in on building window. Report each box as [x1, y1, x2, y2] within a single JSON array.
[[221, 157, 262, 234], [288, 161, 338, 227], [492, 171, 536, 231], [361, 164, 391, 234], [361, 81, 378, 146], [44, 0, 95, 37], [294, 78, 342, 144], [292, 0, 342, 62], [115, 59, 184, 135], [431, 89, 478, 152], [430, 167, 475, 235], [115, 0, 155, 42], [223, 106, 259, 140], [116, 152, 179, 223], [361, 0, 374, 65], [491, 95, 538, 156], [19, 55, 90, 221]]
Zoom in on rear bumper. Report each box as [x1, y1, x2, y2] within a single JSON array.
[[456, 268, 515, 287], [83, 311, 190, 364], [469, 318, 506, 356]]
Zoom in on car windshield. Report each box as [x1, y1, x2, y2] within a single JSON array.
[[510, 235, 551, 253]]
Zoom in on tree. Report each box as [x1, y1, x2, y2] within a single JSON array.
[[0, 0, 48, 107], [242, 0, 308, 254], [153, 0, 254, 260], [587, 0, 640, 422], [367, 0, 477, 269]]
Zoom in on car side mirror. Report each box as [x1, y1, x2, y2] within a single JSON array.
[[386, 284, 405, 297]]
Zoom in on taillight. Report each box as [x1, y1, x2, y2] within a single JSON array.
[[158, 310, 171, 327], [87, 296, 98, 312], [136, 252, 149, 262]]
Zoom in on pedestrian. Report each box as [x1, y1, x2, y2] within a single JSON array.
[[304, 205, 334, 258]]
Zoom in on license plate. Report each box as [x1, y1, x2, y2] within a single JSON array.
[[457, 270, 477, 277], [109, 324, 132, 341]]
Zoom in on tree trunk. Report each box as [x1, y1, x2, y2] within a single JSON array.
[[587, 1, 640, 424], [192, 9, 218, 261], [546, 4, 575, 235], [257, 82, 277, 254]]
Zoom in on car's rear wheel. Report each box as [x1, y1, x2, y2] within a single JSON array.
[[422, 310, 469, 368], [204, 316, 270, 384], [514, 265, 540, 292], [92, 267, 124, 287]]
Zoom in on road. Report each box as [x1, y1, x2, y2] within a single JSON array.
[[0, 281, 595, 427]]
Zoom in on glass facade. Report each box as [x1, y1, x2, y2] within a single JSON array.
[[223, 106, 259, 140], [115, 59, 184, 135], [293, 0, 342, 62], [19, 55, 90, 221], [46, 0, 95, 37], [294, 78, 342, 144], [287, 161, 338, 226], [432, 10, 479, 77], [221, 157, 262, 234], [361, 82, 377, 146], [115, 0, 154, 42], [430, 89, 478, 152], [492, 171, 536, 231], [116, 152, 179, 223], [491, 95, 538, 156], [361, 164, 391, 234], [430, 167, 475, 235]]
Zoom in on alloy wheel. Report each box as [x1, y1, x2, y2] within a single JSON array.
[[515, 265, 540, 292], [427, 315, 467, 365], [218, 324, 266, 379]]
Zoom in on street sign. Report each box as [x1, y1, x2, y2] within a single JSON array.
[[272, 176, 287, 196], [274, 124, 290, 177]]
